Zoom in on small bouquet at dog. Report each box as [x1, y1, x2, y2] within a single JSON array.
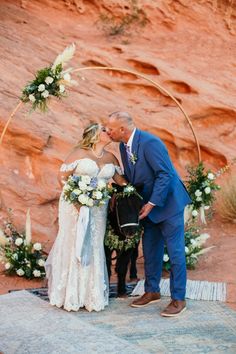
[[63, 175, 112, 207]]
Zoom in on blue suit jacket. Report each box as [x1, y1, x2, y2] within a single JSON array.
[[120, 129, 192, 223]]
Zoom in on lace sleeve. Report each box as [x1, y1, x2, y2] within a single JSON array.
[[60, 160, 79, 172], [114, 165, 123, 175]]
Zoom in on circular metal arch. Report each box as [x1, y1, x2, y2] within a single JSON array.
[[0, 66, 201, 162]]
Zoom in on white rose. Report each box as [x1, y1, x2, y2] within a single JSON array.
[[16, 269, 25, 276], [207, 173, 215, 180], [190, 239, 197, 246], [15, 238, 23, 246], [87, 198, 94, 207], [78, 194, 89, 205], [185, 246, 189, 254], [33, 242, 42, 251], [196, 196, 202, 202], [63, 73, 71, 81], [94, 191, 103, 200], [5, 262, 11, 270], [29, 94, 36, 102], [78, 181, 88, 191], [59, 84, 65, 93], [45, 76, 54, 85], [192, 210, 198, 217], [41, 90, 49, 98], [73, 188, 82, 195], [33, 270, 41, 278], [204, 187, 211, 194], [195, 190, 202, 197], [38, 84, 45, 92], [163, 254, 169, 262], [81, 175, 91, 184], [204, 205, 210, 210], [97, 180, 106, 189], [38, 259, 45, 267]]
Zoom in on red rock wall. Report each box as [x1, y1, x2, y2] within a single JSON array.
[[0, 0, 235, 244]]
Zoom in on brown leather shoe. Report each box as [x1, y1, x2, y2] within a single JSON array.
[[161, 300, 186, 317], [131, 292, 161, 308]]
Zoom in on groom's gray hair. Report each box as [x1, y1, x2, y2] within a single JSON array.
[[108, 111, 134, 126]]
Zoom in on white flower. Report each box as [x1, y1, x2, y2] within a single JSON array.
[[15, 238, 23, 246], [163, 254, 169, 262], [185, 246, 189, 254], [93, 191, 103, 200], [29, 94, 36, 102], [97, 180, 106, 189], [73, 188, 82, 195], [124, 186, 135, 193], [16, 269, 25, 276], [38, 84, 45, 92], [81, 175, 91, 184], [190, 239, 197, 246], [204, 187, 211, 194], [78, 181, 88, 191], [33, 242, 42, 251], [63, 73, 71, 82], [59, 84, 65, 93], [41, 90, 49, 98], [78, 194, 89, 205], [12, 253, 18, 260], [196, 196, 202, 202], [37, 259, 45, 267], [192, 210, 198, 217], [5, 262, 11, 270], [195, 190, 202, 197], [33, 270, 41, 278], [87, 198, 94, 207], [204, 205, 210, 210], [207, 173, 215, 180], [45, 76, 54, 85]]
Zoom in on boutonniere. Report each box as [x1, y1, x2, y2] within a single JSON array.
[[130, 152, 138, 165]]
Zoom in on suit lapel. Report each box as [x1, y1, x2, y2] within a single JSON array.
[[130, 129, 141, 183]]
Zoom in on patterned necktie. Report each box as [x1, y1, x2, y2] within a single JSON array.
[[124, 144, 132, 167]]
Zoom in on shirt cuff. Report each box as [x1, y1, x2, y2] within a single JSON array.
[[148, 201, 156, 206]]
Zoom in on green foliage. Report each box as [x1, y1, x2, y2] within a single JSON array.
[[21, 64, 65, 112], [185, 162, 220, 218], [163, 225, 208, 271], [104, 221, 142, 251], [99, 0, 147, 37]]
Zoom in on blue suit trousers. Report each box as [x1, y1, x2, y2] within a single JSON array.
[[142, 210, 186, 300]]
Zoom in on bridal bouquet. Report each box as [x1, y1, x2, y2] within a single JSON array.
[[63, 175, 112, 207], [21, 44, 77, 112]]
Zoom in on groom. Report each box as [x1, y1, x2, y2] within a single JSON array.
[[106, 112, 191, 317]]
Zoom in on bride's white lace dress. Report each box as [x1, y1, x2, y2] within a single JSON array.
[[45, 158, 120, 312]]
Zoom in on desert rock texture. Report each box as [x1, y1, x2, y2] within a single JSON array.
[[0, 0, 235, 242]]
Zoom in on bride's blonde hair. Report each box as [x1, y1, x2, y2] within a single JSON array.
[[77, 123, 101, 149]]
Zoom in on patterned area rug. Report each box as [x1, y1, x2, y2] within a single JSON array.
[[0, 290, 236, 354]]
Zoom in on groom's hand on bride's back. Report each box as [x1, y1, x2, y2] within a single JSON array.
[[139, 203, 154, 220]]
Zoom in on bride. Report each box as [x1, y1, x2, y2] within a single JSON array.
[[45, 122, 126, 312]]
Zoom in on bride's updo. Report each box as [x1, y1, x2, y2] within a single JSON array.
[[78, 123, 101, 149]]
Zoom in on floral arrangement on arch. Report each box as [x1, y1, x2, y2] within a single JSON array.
[[21, 44, 77, 112], [0, 210, 46, 279]]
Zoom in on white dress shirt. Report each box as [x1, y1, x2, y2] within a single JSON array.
[[126, 128, 155, 207]]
